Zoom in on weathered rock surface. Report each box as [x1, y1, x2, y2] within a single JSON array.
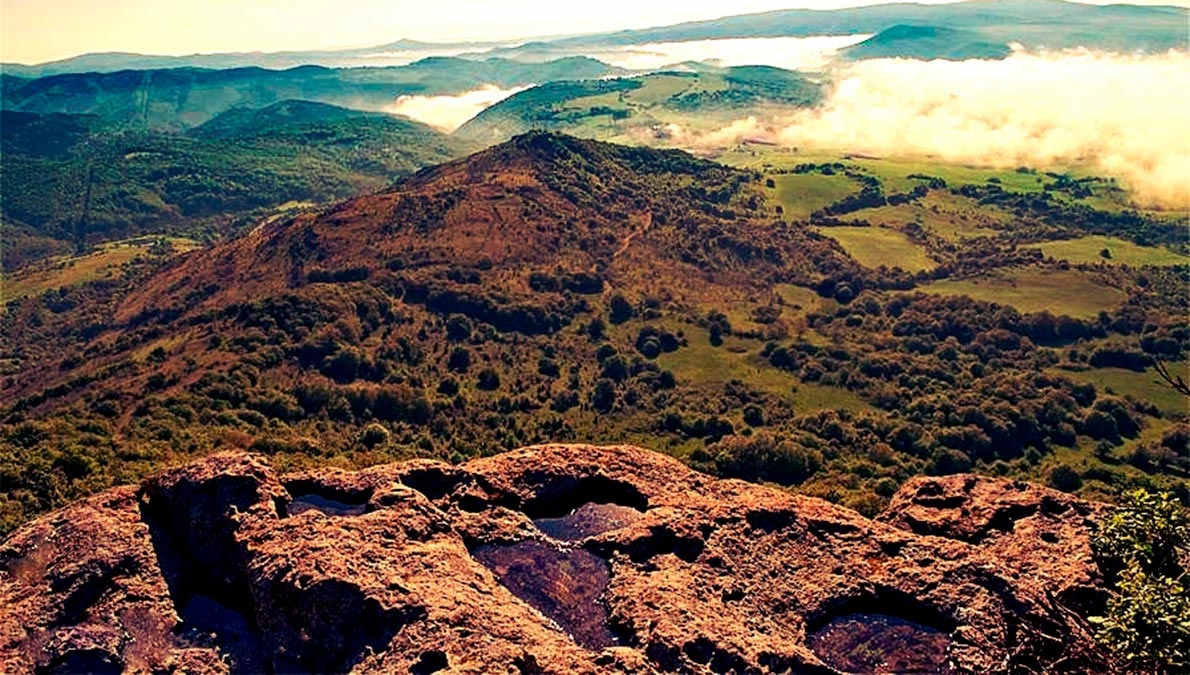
[[1, 445, 1116, 673]]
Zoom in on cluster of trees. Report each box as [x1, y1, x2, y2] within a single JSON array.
[[953, 183, 1186, 249], [691, 433, 824, 485], [402, 279, 575, 336]]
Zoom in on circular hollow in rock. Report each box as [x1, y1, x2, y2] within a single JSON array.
[[808, 613, 952, 674]]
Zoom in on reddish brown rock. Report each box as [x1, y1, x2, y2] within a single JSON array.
[[880, 474, 1111, 619], [1, 444, 1117, 673], [0, 487, 222, 674]]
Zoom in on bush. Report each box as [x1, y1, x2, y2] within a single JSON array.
[[591, 378, 616, 413], [445, 314, 472, 342], [53, 448, 97, 480], [563, 272, 604, 294], [743, 405, 766, 428], [447, 347, 471, 373], [601, 355, 629, 382], [1090, 345, 1151, 371], [637, 337, 661, 359], [635, 326, 680, 359], [608, 293, 635, 325], [1161, 425, 1190, 455], [437, 377, 459, 396], [705, 311, 732, 347], [528, 272, 559, 292], [1092, 489, 1190, 673], [844, 492, 888, 518], [874, 477, 900, 498], [928, 448, 972, 476], [476, 368, 501, 391], [1095, 489, 1189, 578], [551, 390, 579, 413], [1047, 465, 1083, 493], [1094, 562, 1190, 673], [323, 347, 366, 384], [360, 423, 390, 449], [537, 357, 560, 378], [1085, 410, 1119, 441], [711, 433, 823, 486], [586, 318, 606, 341]]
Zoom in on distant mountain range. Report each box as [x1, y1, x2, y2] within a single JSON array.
[[3, 0, 1184, 269], [0, 57, 624, 131], [546, 0, 1187, 51], [4, 0, 1184, 77], [0, 39, 512, 78]]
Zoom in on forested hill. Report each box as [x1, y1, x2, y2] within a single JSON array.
[[2, 132, 1186, 539], [0, 57, 621, 131], [456, 67, 823, 145], [0, 104, 476, 270]]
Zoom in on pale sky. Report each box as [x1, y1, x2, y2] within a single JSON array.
[[2, 0, 1187, 64]]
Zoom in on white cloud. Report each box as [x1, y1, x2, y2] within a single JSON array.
[[587, 35, 871, 71], [665, 49, 1190, 208], [389, 84, 532, 131]]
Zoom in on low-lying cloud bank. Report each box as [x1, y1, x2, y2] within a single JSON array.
[[389, 84, 532, 131], [669, 50, 1190, 208], [592, 35, 870, 72]]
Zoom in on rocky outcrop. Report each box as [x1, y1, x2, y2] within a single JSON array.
[[1, 445, 1116, 674]]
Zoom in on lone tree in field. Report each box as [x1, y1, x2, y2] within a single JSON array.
[[608, 293, 635, 325]]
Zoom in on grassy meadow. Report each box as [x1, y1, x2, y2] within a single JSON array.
[[921, 268, 1127, 318], [815, 226, 936, 273], [1058, 366, 1190, 418], [4, 237, 199, 302], [767, 173, 860, 220], [1026, 236, 1190, 267], [655, 327, 872, 413]]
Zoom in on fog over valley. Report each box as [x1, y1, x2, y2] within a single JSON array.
[[577, 35, 872, 71], [652, 49, 1190, 208], [389, 84, 533, 131]]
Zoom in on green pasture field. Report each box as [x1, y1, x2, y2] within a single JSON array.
[[1057, 366, 1190, 418], [921, 267, 1126, 319], [767, 173, 860, 221], [1026, 236, 1190, 267], [655, 326, 872, 413], [814, 225, 936, 272]]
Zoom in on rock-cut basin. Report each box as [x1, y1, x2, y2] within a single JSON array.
[[809, 613, 953, 674]]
